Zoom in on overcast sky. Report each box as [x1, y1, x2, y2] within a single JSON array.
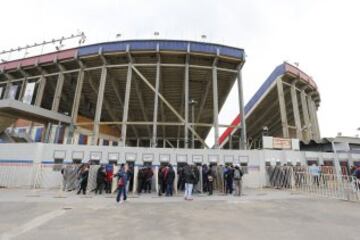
[[1, 0, 359, 144]]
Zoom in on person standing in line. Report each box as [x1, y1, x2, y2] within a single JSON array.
[[202, 164, 209, 193], [105, 164, 114, 194], [166, 164, 175, 196], [352, 166, 360, 190], [61, 165, 68, 191], [192, 165, 200, 193], [233, 164, 244, 196], [183, 163, 195, 200], [224, 165, 234, 195], [207, 166, 215, 196], [116, 164, 128, 204], [309, 164, 320, 187], [77, 164, 89, 195], [145, 167, 153, 193], [127, 165, 134, 193], [161, 165, 170, 194], [95, 165, 106, 195], [158, 166, 164, 196]]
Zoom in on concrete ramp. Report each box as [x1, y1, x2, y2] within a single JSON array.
[[0, 99, 71, 134]]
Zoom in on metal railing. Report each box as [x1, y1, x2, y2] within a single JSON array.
[[266, 166, 360, 202]]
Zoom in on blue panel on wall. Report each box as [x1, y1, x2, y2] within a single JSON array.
[[78, 45, 101, 56], [159, 41, 188, 51], [219, 47, 243, 58], [35, 128, 43, 142], [102, 42, 127, 53], [190, 43, 217, 54], [130, 40, 157, 51]]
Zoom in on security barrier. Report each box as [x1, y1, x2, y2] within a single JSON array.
[[266, 166, 360, 202]]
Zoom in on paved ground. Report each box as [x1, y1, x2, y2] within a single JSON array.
[[0, 188, 359, 240]]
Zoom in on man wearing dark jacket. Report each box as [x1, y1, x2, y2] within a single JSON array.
[[207, 166, 215, 195], [95, 165, 106, 194], [183, 163, 195, 200], [166, 164, 175, 196], [77, 164, 89, 195]]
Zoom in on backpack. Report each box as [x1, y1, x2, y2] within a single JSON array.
[[118, 175, 125, 187], [234, 169, 242, 180]]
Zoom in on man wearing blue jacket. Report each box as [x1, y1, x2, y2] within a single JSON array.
[[116, 164, 128, 204]]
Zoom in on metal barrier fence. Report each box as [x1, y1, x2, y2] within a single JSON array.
[[0, 163, 78, 190], [266, 166, 360, 202]]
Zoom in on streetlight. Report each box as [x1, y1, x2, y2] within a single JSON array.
[[189, 99, 198, 149]]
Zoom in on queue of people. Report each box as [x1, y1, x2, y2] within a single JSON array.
[[61, 162, 246, 204]]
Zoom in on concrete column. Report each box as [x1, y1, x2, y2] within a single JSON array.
[[276, 78, 289, 138], [43, 123, 52, 143], [121, 63, 133, 147], [212, 59, 220, 148], [290, 83, 302, 139], [35, 75, 46, 106], [237, 67, 247, 149], [52, 73, 65, 112], [311, 100, 321, 140], [54, 121, 61, 144], [154, 166, 159, 194], [191, 103, 195, 149], [174, 166, 178, 194], [307, 96, 317, 140], [184, 46, 190, 149], [18, 78, 27, 101], [71, 69, 85, 123], [3, 80, 11, 99], [152, 50, 160, 148], [300, 91, 311, 141], [136, 138, 140, 147], [133, 165, 139, 194], [92, 66, 107, 145]]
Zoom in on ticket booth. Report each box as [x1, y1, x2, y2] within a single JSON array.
[[125, 153, 137, 194], [176, 154, 188, 193], [134, 153, 155, 194], [89, 151, 101, 165], [72, 151, 84, 164], [108, 152, 119, 165], [158, 154, 171, 195], [192, 155, 203, 193]]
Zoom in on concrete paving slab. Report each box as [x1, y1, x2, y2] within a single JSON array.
[[0, 189, 359, 240]]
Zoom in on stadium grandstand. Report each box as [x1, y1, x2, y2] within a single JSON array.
[[219, 62, 321, 149], [0, 39, 247, 149]]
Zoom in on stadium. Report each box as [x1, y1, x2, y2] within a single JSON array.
[[0, 39, 359, 191]]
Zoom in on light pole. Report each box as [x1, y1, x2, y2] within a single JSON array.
[[189, 99, 198, 149]]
